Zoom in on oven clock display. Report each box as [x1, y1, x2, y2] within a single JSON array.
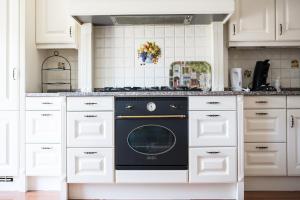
[[146, 102, 156, 112]]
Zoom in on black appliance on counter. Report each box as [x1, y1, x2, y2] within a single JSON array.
[[115, 97, 188, 170], [252, 59, 276, 91]]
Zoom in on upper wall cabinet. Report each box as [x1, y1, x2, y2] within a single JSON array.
[[229, 0, 300, 46], [36, 0, 79, 49], [0, 0, 19, 110], [229, 0, 276, 41], [276, 0, 300, 40]]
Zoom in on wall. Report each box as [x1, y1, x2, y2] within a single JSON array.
[[93, 25, 213, 87], [228, 48, 300, 88]]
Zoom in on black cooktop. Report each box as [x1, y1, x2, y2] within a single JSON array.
[[94, 86, 203, 92]]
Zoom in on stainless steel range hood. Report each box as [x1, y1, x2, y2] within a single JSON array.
[[68, 0, 235, 25]]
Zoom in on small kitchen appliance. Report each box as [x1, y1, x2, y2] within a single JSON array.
[[230, 68, 242, 91], [115, 97, 188, 170], [252, 59, 276, 91]]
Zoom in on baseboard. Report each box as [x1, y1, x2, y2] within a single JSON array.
[[245, 177, 300, 191]]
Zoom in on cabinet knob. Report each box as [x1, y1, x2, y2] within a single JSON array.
[[233, 24, 236, 35], [12, 68, 17, 80], [84, 102, 98, 105], [280, 24, 283, 35], [206, 114, 220, 117], [291, 115, 295, 128], [206, 151, 220, 154], [255, 101, 268, 104], [69, 26, 72, 38], [206, 101, 220, 105], [255, 112, 268, 116]]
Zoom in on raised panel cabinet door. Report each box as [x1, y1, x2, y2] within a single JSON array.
[[244, 109, 286, 142], [276, 0, 300, 40], [189, 147, 237, 183], [287, 109, 300, 175], [26, 111, 62, 143], [189, 111, 237, 147], [229, 0, 276, 41], [26, 144, 61, 176], [36, 0, 76, 44], [67, 148, 114, 183], [245, 143, 286, 176], [67, 112, 114, 147], [0, 111, 18, 176], [0, 0, 19, 110]]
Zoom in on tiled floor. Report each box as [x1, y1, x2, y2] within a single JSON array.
[[1, 191, 300, 200]]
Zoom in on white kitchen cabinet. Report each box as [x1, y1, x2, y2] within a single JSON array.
[[67, 148, 114, 183], [0, 111, 18, 176], [287, 109, 300, 175], [189, 111, 237, 147], [189, 147, 237, 183], [26, 97, 63, 111], [26, 111, 62, 143], [36, 0, 79, 49], [244, 96, 286, 109], [276, 0, 300, 40], [67, 97, 114, 111], [189, 96, 236, 111], [26, 144, 61, 176], [244, 109, 286, 142], [0, 0, 19, 110], [245, 143, 286, 176], [67, 112, 114, 147], [229, 0, 276, 41]]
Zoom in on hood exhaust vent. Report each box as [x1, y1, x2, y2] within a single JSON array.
[[68, 0, 235, 25], [110, 15, 193, 25]]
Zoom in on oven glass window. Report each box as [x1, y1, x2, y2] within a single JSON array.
[[127, 125, 176, 155]]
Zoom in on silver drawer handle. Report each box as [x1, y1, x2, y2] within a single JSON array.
[[84, 102, 98, 105], [84, 152, 97, 155], [206, 151, 220, 154], [41, 147, 53, 150], [41, 113, 52, 117], [255, 101, 268, 104], [256, 146, 268, 149], [41, 102, 53, 105], [206, 114, 220, 117], [84, 115, 98, 118], [255, 112, 268, 116], [125, 105, 134, 109], [291, 115, 295, 128], [206, 102, 220, 104]]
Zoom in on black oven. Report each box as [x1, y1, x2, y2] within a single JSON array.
[[115, 97, 188, 170]]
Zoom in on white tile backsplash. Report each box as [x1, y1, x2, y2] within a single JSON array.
[[94, 25, 212, 88], [228, 48, 300, 88]]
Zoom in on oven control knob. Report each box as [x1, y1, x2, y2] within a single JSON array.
[[147, 102, 156, 112]]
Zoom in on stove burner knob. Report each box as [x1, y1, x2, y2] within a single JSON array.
[[170, 104, 177, 109], [125, 105, 134, 109]]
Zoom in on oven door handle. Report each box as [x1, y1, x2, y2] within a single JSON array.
[[116, 115, 187, 119]]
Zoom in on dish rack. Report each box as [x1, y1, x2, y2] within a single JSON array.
[[41, 51, 72, 92]]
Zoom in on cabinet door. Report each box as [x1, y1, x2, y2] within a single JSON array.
[[0, 0, 19, 110], [276, 0, 300, 40], [26, 144, 61, 176], [26, 111, 62, 143], [189, 111, 237, 147], [189, 147, 237, 183], [244, 109, 286, 142], [245, 143, 286, 176], [67, 148, 114, 183], [36, 0, 77, 45], [67, 112, 113, 147], [0, 111, 18, 176], [287, 109, 300, 175], [229, 0, 276, 41]]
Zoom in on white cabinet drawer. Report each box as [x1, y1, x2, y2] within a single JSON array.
[[26, 144, 61, 176], [189, 147, 237, 183], [67, 112, 114, 147], [189, 111, 237, 147], [67, 97, 114, 111], [244, 96, 286, 109], [245, 143, 286, 176], [244, 109, 286, 142], [26, 111, 61, 143], [67, 148, 114, 183], [189, 96, 236, 110], [287, 96, 300, 109], [26, 97, 63, 111]]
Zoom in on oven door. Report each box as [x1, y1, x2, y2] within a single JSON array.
[[115, 116, 188, 170]]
